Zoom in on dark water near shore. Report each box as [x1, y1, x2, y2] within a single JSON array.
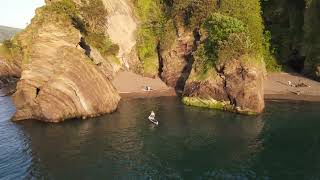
[[1, 96, 320, 179]]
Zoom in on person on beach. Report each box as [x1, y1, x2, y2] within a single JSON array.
[[145, 86, 152, 91]]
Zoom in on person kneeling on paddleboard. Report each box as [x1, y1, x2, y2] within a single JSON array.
[[148, 111, 158, 125], [150, 111, 155, 118]]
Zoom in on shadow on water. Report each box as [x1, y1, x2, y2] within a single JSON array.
[[1, 97, 320, 179]]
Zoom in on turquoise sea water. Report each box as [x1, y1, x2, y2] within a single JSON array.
[[0, 96, 320, 179]]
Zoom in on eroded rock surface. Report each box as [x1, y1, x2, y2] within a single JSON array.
[[102, 0, 140, 72], [160, 30, 195, 90], [0, 53, 21, 80], [12, 8, 120, 122], [184, 59, 265, 114]]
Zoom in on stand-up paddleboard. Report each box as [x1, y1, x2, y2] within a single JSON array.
[[148, 116, 159, 125]]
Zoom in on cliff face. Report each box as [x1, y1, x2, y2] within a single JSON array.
[[102, 0, 140, 72], [0, 54, 21, 80], [0, 0, 280, 119], [304, 0, 320, 80], [262, 0, 320, 80], [160, 30, 195, 90], [156, 1, 266, 114], [0, 36, 23, 94], [10, 1, 120, 122], [0, 29, 22, 79], [183, 58, 265, 114]]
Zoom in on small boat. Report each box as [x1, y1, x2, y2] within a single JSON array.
[[148, 115, 159, 125]]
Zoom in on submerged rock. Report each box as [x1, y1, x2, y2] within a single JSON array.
[[0, 47, 22, 80]]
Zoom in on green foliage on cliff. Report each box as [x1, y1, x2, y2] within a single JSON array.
[[182, 96, 258, 115], [134, 0, 219, 75], [219, 0, 264, 53], [134, 0, 272, 76], [50, 0, 78, 14], [262, 31, 282, 72], [261, 0, 305, 70], [193, 13, 250, 76], [86, 32, 119, 57], [80, 0, 107, 33], [304, 0, 320, 71], [47, 0, 119, 63], [79, 0, 119, 62], [163, 0, 217, 29], [262, 0, 320, 77], [187, 0, 275, 80], [134, 0, 165, 75], [204, 13, 247, 46], [0, 40, 22, 63]]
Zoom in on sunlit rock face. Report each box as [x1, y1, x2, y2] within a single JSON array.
[[102, 0, 140, 72], [159, 29, 195, 90], [183, 59, 265, 115], [11, 5, 120, 122]]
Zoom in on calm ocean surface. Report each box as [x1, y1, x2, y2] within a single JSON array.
[[0, 96, 320, 179]]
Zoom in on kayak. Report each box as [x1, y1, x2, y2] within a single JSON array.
[[148, 116, 159, 125]]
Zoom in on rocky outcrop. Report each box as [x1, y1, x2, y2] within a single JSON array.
[[0, 42, 22, 95], [11, 6, 120, 122], [262, 0, 320, 80], [102, 0, 140, 72], [159, 30, 195, 90], [0, 57, 21, 80], [183, 59, 265, 115]]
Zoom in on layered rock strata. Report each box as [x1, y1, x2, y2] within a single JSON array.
[[183, 59, 265, 114], [11, 5, 120, 122]]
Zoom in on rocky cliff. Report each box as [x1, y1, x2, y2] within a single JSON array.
[[102, 0, 140, 72], [4, 0, 313, 120], [183, 58, 265, 114], [4, 0, 120, 122], [159, 29, 195, 90], [262, 0, 320, 80], [304, 0, 320, 80], [0, 37, 22, 94], [155, 1, 266, 114], [0, 50, 21, 80]]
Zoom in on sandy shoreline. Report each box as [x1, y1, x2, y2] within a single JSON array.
[[1, 71, 320, 102], [112, 71, 176, 99], [113, 71, 320, 102], [119, 90, 320, 102], [264, 72, 320, 102]]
